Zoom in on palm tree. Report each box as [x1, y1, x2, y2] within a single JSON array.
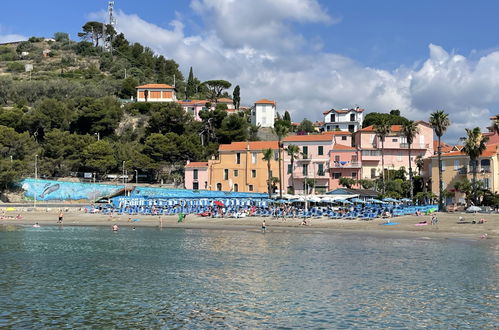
[[429, 110, 450, 211], [262, 148, 273, 198], [415, 155, 424, 176], [373, 118, 391, 193], [286, 144, 300, 194], [402, 121, 420, 201], [273, 122, 289, 199], [461, 127, 489, 205]]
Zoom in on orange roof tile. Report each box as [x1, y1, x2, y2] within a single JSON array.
[[323, 108, 365, 115], [433, 140, 453, 153], [219, 141, 279, 151], [434, 143, 499, 158], [333, 144, 357, 150], [283, 134, 333, 142], [136, 84, 175, 89], [178, 100, 208, 105], [322, 131, 352, 135], [186, 162, 209, 168], [217, 98, 233, 103], [255, 99, 276, 105], [358, 125, 403, 132]]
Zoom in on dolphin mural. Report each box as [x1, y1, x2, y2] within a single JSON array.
[[40, 183, 60, 198]]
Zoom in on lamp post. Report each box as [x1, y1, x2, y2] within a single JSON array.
[[95, 132, 100, 141], [34, 154, 38, 209], [122, 161, 126, 196], [135, 169, 138, 185]]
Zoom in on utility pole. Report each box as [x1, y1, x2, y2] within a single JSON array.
[[34, 155, 38, 209], [135, 169, 138, 185]]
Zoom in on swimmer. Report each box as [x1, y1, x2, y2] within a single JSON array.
[[132, 226, 136, 230], [32, 222, 40, 228], [112, 224, 119, 231], [261, 220, 266, 232], [480, 233, 488, 239]]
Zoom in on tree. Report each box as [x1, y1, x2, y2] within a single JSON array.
[[217, 114, 248, 144], [373, 118, 391, 193], [233, 85, 240, 109], [119, 77, 139, 99], [273, 121, 289, 198], [78, 21, 115, 47], [25, 98, 75, 139], [283, 111, 291, 123], [415, 155, 424, 176], [82, 140, 116, 174], [262, 148, 273, 198], [297, 119, 315, 133], [72, 96, 123, 137], [147, 102, 191, 135], [363, 112, 409, 128], [286, 144, 300, 194], [203, 80, 232, 102], [186, 67, 197, 99], [429, 110, 450, 211], [358, 179, 374, 190], [402, 121, 420, 201], [339, 177, 355, 189], [54, 32, 69, 42], [461, 127, 489, 205]]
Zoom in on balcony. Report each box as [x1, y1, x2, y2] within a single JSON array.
[[400, 143, 430, 149], [330, 161, 361, 168], [457, 167, 468, 175]]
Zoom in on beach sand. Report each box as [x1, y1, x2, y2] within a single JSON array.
[[1, 206, 498, 240]]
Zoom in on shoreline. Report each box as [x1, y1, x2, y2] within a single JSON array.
[[1, 208, 497, 241]]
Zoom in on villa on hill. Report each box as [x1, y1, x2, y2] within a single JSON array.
[[136, 84, 177, 102]]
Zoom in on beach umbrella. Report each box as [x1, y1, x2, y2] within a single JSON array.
[[214, 201, 224, 207], [382, 198, 399, 203], [336, 199, 353, 205], [466, 206, 481, 213], [367, 198, 384, 204], [350, 198, 366, 204]]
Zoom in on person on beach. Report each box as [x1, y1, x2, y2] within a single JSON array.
[[57, 211, 64, 224], [262, 220, 266, 232], [431, 214, 438, 225], [159, 216, 163, 228], [112, 224, 119, 231]]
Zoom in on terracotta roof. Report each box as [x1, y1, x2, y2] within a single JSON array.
[[179, 100, 208, 105], [219, 141, 279, 151], [186, 162, 209, 168], [358, 125, 403, 132], [322, 131, 352, 135], [283, 134, 333, 142], [433, 140, 453, 153], [136, 84, 174, 89], [254, 99, 276, 105], [433, 143, 499, 158], [217, 98, 233, 103], [323, 108, 365, 115], [332, 144, 357, 150]]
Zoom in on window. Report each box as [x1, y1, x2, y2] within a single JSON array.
[[440, 160, 445, 171], [333, 172, 341, 179], [454, 160, 460, 170], [350, 113, 355, 121], [224, 169, 229, 180], [351, 155, 358, 162], [252, 152, 257, 164], [233, 184, 239, 192], [341, 136, 347, 140], [216, 183, 222, 191], [302, 164, 308, 176], [482, 178, 490, 189], [234, 170, 238, 177], [352, 172, 357, 178], [193, 182, 199, 190], [331, 114, 336, 122], [335, 155, 340, 162], [287, 164, 292, 174], [252, 169, 257, 178], [362, 150, 382, 156], [318, 146, 324, 155], [248, 184, 254, 191], [371, 168, 377, 179], [302, 146, 308, 158], [392, 138, 398, 142], [274, 150, 279, 161], [204, 181, 208, 189], [318, 163, 324, 176], [193, 169, 198, 180], [236, 153, 241, 164], [397, 152, 402, 162], [348, 125, 355, 132]]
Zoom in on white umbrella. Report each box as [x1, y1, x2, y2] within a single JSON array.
[[466, 206, 481, 213]]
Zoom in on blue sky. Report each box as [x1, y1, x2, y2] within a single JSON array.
[[1, 0, 498, 141]]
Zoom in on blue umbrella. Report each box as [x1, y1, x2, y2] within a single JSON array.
[[382, 198, 399, 203], [336, 199, 353, 204], [350, 198, 366, 204], [367, 198, 384, 203]]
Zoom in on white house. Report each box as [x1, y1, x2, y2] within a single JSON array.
[[251, 99, 276, 128], [322, 107, 364, 133], [136, 84, 177, 102]]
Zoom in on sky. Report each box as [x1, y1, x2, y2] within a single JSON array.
[[1, 0, 499, 143]]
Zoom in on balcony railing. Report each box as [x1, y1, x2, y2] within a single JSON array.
[[330, 161, 361, 168], [400, 143, 430, 149]]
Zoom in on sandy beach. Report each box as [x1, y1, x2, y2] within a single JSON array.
[[1, 206, 498, 240]]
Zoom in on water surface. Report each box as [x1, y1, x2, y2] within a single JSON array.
[[0, 226, 497, 328]]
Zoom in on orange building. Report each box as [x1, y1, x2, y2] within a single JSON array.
[[136, 84, 177, 102]]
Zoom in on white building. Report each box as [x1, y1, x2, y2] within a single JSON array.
[[322, 107, 364, 133], [136, 84, 177, 102], [251, 99, 276, 128]]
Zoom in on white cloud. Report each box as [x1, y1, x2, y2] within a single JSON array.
[[0, 34, 26, 43], [105, 1, 498, 142]]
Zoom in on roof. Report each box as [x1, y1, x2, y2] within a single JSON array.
[[219, 141, 279, 151], [322, 131, 352, 135], [254, 99, 276, 105], [217, 98, 233, 103], [186, 162, 209, 168], [323, 107, 365, 115], [326, 188, 379, 197], [433, 140, 453, 153], [432, 143, 499, 158], [358, 125, 403, 132], [332, 144, 357, 150], [136, 84, 174, 89], [283, 134, 333, 142], [179, 99, 208, 105]]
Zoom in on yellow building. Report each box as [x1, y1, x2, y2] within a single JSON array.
[[208, 141, 280, 193], [430, 143, 499, 204]]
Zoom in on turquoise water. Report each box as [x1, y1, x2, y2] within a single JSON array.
[[0, 226, 497, 328]]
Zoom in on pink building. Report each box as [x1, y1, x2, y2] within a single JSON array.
[[355, 121, 434, 179], [184, 161, 209, 190], [328, 144, 362, 189], [179, 100, 209, 121]]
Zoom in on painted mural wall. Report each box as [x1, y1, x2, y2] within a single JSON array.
[[20, 179, 123, 201]]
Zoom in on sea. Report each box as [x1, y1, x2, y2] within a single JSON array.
[[0, 225, 497, 328]]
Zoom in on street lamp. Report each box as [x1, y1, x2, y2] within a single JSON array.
[[135, 169, 138, 185], [94, 132, 100, 141], [34, 154, 38, 209], [122, 161, 126, 196]]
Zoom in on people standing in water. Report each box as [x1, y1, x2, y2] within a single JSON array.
[[159, 216, 163, 228], [262, 220, 266, 232], [57, 211, 64, 224], [112, 224, 119, 231], [33, 222, 40, 228]]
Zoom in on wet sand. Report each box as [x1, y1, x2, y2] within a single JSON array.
[[1, 206, 498, 240]]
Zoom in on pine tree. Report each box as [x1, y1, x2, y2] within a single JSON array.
[[233, 85, 240, 109], [186, 67, 196, 99]]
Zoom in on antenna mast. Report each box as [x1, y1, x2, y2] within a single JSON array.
[[104, 1, 117, 52]]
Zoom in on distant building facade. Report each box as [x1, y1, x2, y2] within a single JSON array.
[[251, 99, 276, 128], [184, 161, 210, 190], [322, 107, 364, 133], [136, 84, 177, 102]]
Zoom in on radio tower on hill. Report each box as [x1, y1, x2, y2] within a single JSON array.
[[104, 1, 117, 51]]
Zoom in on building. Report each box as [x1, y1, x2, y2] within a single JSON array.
[[355, 121, 434, 180], [430, 143, 499, 204], [184, 161, 210, 190], [136, 84, 177, 102], [178, 100, 209, 121], [184, 141, 280, 193], [251, 99, 276, 128], [322, 107, 364, 133]]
